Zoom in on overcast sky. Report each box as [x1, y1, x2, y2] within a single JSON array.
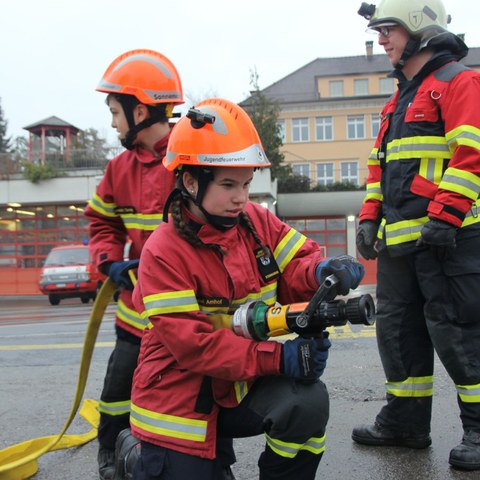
[[1, 0, 478, 145]]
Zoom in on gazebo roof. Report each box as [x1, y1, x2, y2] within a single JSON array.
[[23, 116, 81, 135]]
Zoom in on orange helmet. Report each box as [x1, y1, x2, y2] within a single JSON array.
[[96, 49, 184, 105], [163, 98, 271, 171]]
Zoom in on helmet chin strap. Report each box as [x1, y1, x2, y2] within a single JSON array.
[[115, 95, 168, 150], [180, 168, 240, 231], [121, 114, 163, 150], [394, 38, 421, 70]]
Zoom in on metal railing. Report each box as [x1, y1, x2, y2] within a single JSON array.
[[0, 148, 123, 178]]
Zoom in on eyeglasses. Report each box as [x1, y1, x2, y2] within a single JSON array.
[[375, 26, 394, 38]]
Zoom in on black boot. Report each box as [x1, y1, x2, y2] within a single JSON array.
[[449, 431, 480, 470], [352, 423, 431, 449], [98, 446, 116, 480], [113, 428, 141, 480]]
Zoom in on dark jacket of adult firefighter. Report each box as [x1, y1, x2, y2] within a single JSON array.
[[357, 0, 480, 441]]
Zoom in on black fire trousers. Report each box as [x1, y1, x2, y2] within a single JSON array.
[[374, 227, 480, 434]]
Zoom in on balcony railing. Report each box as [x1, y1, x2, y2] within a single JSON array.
[[0, 147, 123, 178]]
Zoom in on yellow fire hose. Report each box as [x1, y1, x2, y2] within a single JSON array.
[[0, 277, 118, 480]]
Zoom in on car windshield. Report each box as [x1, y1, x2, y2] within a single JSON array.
[[45, 247, 90, 266]]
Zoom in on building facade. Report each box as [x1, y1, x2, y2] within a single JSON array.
[[2, 45, 480, 294]]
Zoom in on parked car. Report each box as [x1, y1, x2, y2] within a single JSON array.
[[38, 245, 105, 305]]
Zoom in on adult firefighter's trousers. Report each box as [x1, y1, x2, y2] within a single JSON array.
[[374, 227, 480, 434]]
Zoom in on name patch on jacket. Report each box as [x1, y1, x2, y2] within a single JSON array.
[[114, 206, 136, 215], [254, 247, 280, 282], [197, 296, 230, 308]]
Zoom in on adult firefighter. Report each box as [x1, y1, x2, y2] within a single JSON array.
[[123, 97, 365, 480], [354, 0, 480, 471], [84, 51, 236, 480]]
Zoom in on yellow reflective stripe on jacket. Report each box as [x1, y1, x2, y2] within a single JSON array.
[[274, 228, 307, 273], [439, 167, 480, 201], [386, 376, 434, 397], [364, 181, 383, 202], [130, 403, 207, 442], [382, 206, 480, 245], [419, 157, 444, 184], [232, 283, 278, 309], [265, 432, 326, 458], [462, 200, 480, 227], [98, 399, 130, 416], [447, 124, 480, 151], [368, 148, 380, 165], [117, 298, 149, 330], [143, 290, 198, 318], [456, 383, 480, 403], [119, 213, 164, 231], [386, 136, 451, 162], [89, 193, 117, 217], [384, 217, 428, 246], [234, 381, 249, 403]]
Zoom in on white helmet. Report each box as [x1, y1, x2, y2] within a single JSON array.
[[359, 0, 451, 46]]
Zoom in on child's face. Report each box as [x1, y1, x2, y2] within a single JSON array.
[[107, 96, 129, 141], [189, 167, 254, 224]]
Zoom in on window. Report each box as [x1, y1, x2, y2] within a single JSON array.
[[316, 163, 334, 186], [329, 80, 344, 97], [371, 114, 381, 138], [0, 204, 89, 269], [347, 115, 365, 139], [277, 120, 286, 143], [292, 117, 309, 142], [341, 162, 359, 185], [292, 163, 310, 179], [354, 79, 369, 96], [380, 77, 395, 94], [315, 116, 333, 141], [285, 216, 346, 257]]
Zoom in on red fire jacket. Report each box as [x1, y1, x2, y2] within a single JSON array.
[[84, 134, 175, 336], [360, 60, 480, 255], [130, 202, 325, 458]]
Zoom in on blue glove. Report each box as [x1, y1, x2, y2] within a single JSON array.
[[281, 335, 331, 382], [105, 260, 139, 290], [316, 255, 365, 297]]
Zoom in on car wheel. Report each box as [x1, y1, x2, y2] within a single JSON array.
[[81, 295, 90, 304], [49, 294, 60, 306]]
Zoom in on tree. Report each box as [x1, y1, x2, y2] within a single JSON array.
[[277, 174, 312, 193], [0, 98, 12, 153], [243, 69, 290, 181], [72, 128, 113, 168]]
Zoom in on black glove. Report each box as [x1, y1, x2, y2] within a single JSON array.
[[281, 334, 331, 382], [356, 220, 378, 260], [316, 255, 365, 298], [105, 260, 139, 290], [416, 219, 457, 261]]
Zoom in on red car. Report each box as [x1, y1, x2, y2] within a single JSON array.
[[38, 245, 105, 305]]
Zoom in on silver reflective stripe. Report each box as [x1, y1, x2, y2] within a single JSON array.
[[131, 407, 207, 439], [98, 400, 130, 416], [387, 141, 450, 157], [115, 54, 172, 78], [117, 300, 148, 329], [275, 230, 305, 271], [197, 144, 269, 167], [440, 172, 480, 195], [143, 294, 197, 313], [447, 129, 480, 147], [120, 214, 163, 230]]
